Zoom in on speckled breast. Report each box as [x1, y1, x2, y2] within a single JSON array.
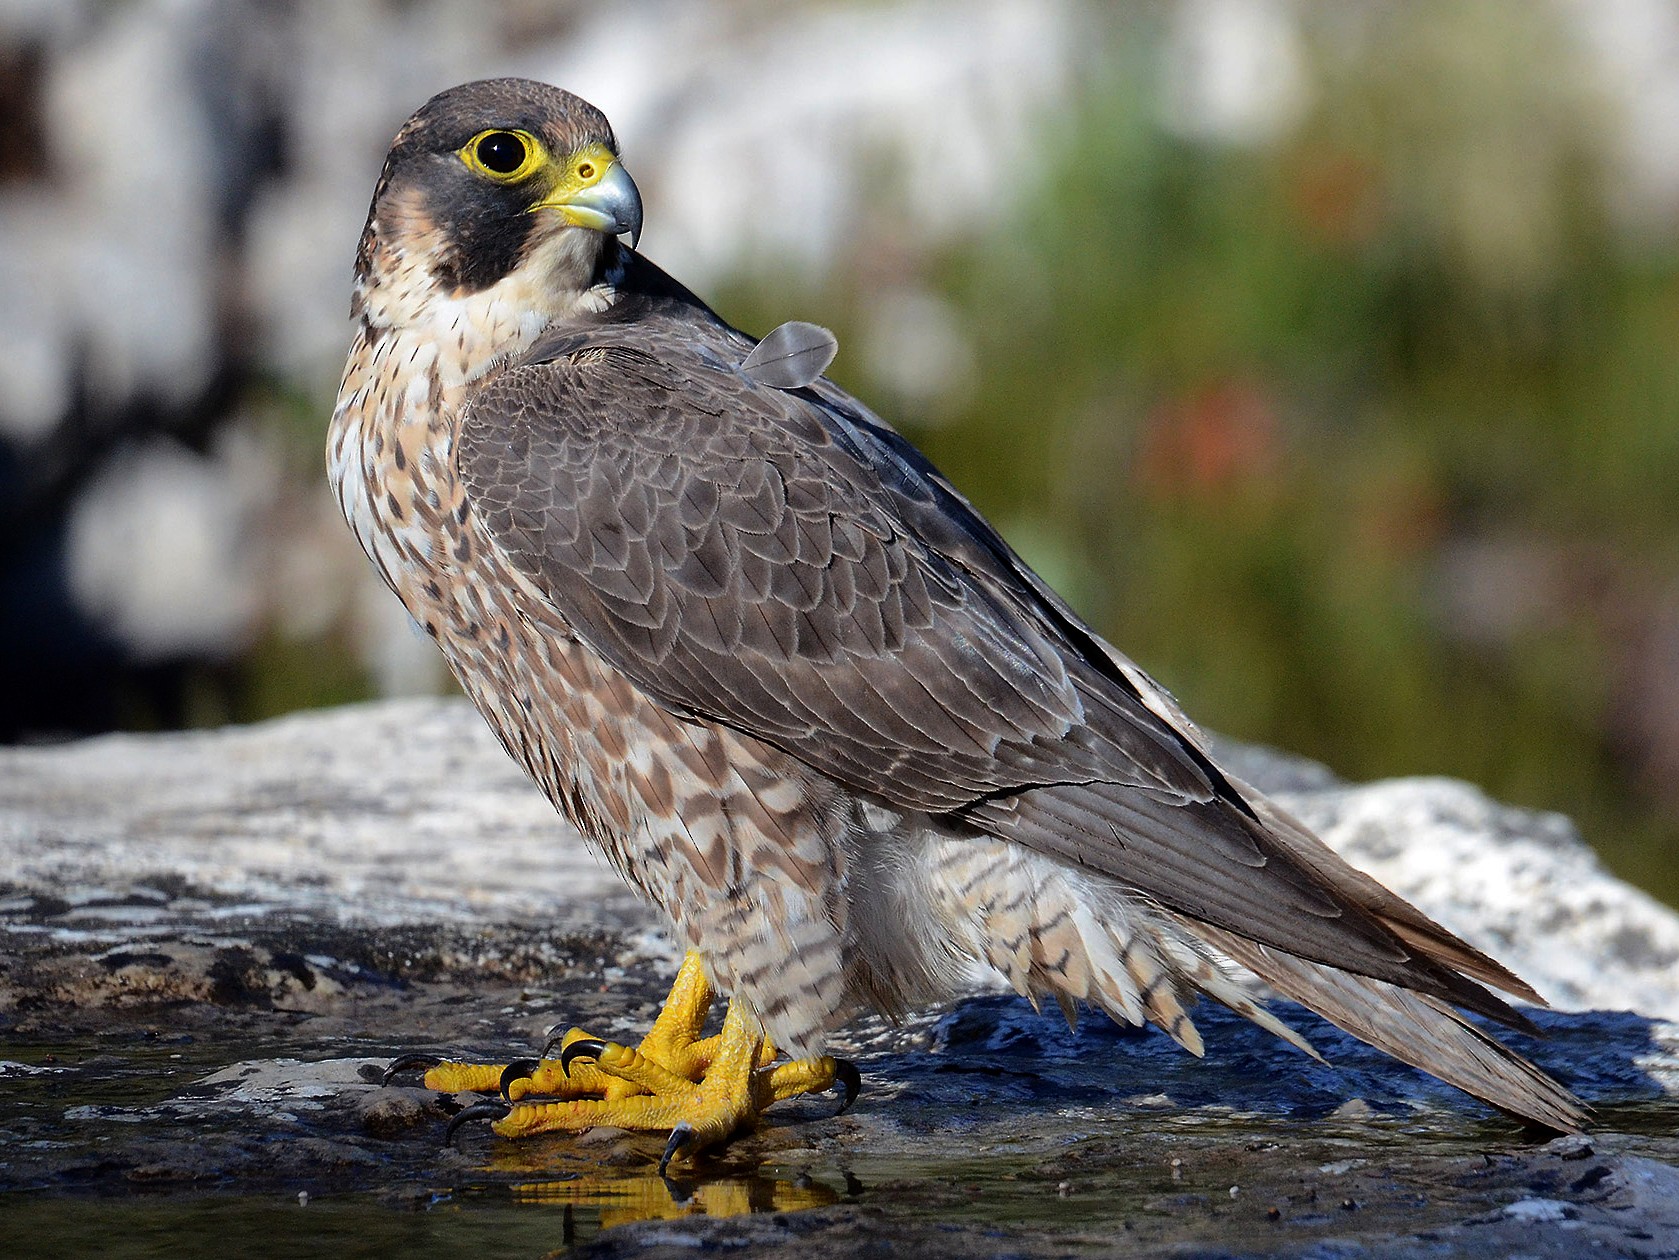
[[327, 319, 823, 936], [329, 324, 646, 882]]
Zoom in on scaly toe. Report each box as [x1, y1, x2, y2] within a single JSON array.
[[755, 1054, 858, 1111], [504, 1056, 615, 1101]]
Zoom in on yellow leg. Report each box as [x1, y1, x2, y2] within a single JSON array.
[[413, 1054, 612, 1099], [385, 950, 857, 1170], [530, 951, 737, 1102]]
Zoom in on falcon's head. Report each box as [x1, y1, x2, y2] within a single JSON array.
[[352, 78, 642, 331]]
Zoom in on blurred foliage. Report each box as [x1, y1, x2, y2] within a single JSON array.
[[719, 4, 1679, 902]]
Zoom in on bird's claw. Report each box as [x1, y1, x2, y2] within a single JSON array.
[[541, 1023, 570, 1060], [830, 1058, 861, 1115], [657, 1122, 695, 1177], [444, 1100, 512, 1147], [380, 955, 854, 1168], [560, 1036, 609, 1077], [381, 1053, 441, 1086], [499, 1058, 541, 1099]]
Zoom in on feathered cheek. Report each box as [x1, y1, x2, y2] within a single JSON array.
[[379, 184, 452, 264]]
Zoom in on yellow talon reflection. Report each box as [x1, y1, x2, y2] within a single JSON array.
[[512, 1171, 840, 1228]]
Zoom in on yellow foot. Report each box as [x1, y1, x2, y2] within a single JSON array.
[[382, 951, 859, 1172]]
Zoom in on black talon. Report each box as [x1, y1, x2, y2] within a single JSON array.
[[657, 1122, 694, 1177], [381, 1053, 441, 1086], [444, 1100, 511, 1147], [540, 1025, 569, 1059], [831, 1058, 862, 1115], [559, 1037, 608, 1077], [499, 1058, 540, 1099]]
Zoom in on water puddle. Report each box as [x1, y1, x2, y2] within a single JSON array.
[[5, 1009, 1679, 1257]]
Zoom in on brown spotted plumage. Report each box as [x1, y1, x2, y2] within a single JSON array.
[[333, 79, 1585, 1139]]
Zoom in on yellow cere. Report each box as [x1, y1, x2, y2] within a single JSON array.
[[529, 141, 621, 214]]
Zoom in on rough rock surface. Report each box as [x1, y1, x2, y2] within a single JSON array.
[[3, 698, 1679, 1259]]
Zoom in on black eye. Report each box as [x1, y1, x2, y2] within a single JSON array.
[[475, 131, 527, 175]]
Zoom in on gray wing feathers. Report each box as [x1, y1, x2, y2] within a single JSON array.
[[456, 315, 1571, 1105], [1231, 782, 1546, 1003], [460, 333, 1214, 813]]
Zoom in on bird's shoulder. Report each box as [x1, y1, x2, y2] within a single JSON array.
[[459, 292, 931, 567]]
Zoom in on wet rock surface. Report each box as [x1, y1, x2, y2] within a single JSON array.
[[3, 699, 1679, 1258]]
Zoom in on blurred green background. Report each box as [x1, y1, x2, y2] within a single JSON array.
[[4, 1, 1676, 904], [718, 5, 1679, 902]]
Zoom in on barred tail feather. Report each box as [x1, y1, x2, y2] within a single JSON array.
[[1151, 930, 1324, 1064], [926, 835, 1583, 1131], [1072, 901, 1205, 1055]]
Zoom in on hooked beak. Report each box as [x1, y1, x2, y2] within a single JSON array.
[[537, 159, 643, 250]]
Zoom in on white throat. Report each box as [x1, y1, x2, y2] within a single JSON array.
[[356, 226, 625, 390]]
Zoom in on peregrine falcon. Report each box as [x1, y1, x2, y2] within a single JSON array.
[[333, 79, 1583, 1169]]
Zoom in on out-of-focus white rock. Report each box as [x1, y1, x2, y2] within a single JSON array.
[[3, 698, 1677, 1022], [1159, 0, 1309, 147], [8, 1, 220, 428]]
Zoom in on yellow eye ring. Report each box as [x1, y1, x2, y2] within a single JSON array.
[[460, 129, 544, 183]]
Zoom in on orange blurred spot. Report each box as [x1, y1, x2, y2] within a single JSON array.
[[1136, 377, 1280, 500]]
